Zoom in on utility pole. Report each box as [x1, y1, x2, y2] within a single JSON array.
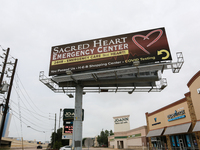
[[0, 59, 18, 142], [54, 113, 56, 148], [59, 109, 62, 128], [0, 48, 10, 87]]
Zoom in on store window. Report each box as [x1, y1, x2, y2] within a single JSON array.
[[151, 136, 167, 150], [170, 134, 198, 150]]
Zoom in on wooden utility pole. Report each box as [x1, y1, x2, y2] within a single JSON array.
[[0, 48, 10, 86], [0, 59, 18, 143]]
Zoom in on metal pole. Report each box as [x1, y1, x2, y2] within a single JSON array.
[[0, 59, 17, 142], [72, 85, 83, 150], [59, 109, 62, 128]]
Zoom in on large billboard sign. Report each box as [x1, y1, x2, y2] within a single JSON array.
[[49, 27, 172, 76]]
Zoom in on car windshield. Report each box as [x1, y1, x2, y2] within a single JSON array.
[[64, 146, 71, 148]]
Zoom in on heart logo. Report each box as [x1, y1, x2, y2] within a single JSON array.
[[132, 29, 163, 54]]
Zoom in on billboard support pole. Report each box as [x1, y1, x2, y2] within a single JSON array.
[[73, 84, 83, 150]]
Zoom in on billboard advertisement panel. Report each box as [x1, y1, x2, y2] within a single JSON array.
[[49, 27, 171, 76]]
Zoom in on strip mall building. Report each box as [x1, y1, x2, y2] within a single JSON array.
[[108, 71, 200, 150], [108, 115, 147, 149], [146, 70, 200, 150]]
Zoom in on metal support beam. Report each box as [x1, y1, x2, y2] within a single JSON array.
[[72, 85, 83, 150]]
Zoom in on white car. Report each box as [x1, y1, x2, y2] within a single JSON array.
[[59, 145, 72, 150]]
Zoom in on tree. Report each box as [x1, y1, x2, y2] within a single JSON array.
[[109, 130, 114, 136], [51, 128, 69, 149], [82, 138, 86, 146], [97, 129, 114, 147]]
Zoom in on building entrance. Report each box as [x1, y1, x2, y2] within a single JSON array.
[[117, 141, 124, 149], [151, 136, 167, 150]]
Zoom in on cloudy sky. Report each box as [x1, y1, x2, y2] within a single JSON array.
[[1, 0, 200, 143]]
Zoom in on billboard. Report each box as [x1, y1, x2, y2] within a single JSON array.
[[49, 27, 171, 76]]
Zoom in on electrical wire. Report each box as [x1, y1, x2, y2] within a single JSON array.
[[10, 78, 54, 134], [10, 103, 53, 129], [11, 113, 48, 133], [16, 79, 23, 140], [11, 109, 52, 130], [10, 109, 20, 138], [10, 99, 54, 121], [13, 80, 54, 119], [12, 85, 54, 122], [15, 73, 55, 115]]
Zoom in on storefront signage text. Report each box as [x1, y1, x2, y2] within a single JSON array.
[[167, 109, 186, 122], [152, 117, 161, 126], [114, 117, 129, 124], [128, 133, 141, 138]]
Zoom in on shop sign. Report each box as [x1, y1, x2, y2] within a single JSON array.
[[64, 124, 73, 134], [62, 134, 72, 139], [152, 117, 161, 126], [114, 117, 129, 124], [63, 108, 84, 121], [128, 133, 141, 138], [167, 109, 186, 122]]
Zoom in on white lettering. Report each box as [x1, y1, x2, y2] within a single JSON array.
[[97, 47, 102, 53], [93, 39, 102, 47]]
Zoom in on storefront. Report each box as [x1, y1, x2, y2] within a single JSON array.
[[146, 70, 200, 150], [108, 115, 147, 149]]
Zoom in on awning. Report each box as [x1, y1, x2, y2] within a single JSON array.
[[193, 121, 200, 132], [163, 123, 191, 135], [146, 128, 164, 137]]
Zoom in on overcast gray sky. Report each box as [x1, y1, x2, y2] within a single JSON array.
[[1, 0, 200, 142]]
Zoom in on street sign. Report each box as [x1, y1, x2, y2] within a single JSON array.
[[84, 138, 93, 148]]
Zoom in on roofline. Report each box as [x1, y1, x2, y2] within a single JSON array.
[[187, 70, 200, 87], [146, 98, 186, 117], [113, 115, 130, 119]]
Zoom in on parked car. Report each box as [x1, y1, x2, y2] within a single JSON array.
[[37, 145, 42, 149], [59, 145, 71, 150]]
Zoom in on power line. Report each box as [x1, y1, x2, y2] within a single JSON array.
[[10, 103, 53, 129], [11, 108, 52, 131], [11, 113, 49, 133], [15, 73, 53, 115], [10, 100, 54, 121], [12, 86, 54, 121]]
